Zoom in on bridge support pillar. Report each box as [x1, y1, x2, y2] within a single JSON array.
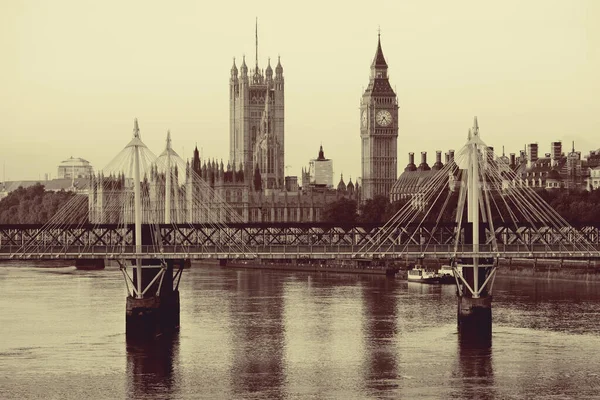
[[125, 259, 184, 341], [457, 295, 492, 334]]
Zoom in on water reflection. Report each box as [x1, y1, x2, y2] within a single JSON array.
[[362, 277, 400, 393], [453, 337, 496, 400], [126, 334, 180, 399], [228, 270, 286, 398]]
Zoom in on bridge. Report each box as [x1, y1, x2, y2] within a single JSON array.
[[2, 222, 600, 260], [3, 117, 600, 340]]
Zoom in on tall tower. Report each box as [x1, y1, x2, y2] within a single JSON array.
[[360, 33, 398, 200], [230, 20, 285, 184]]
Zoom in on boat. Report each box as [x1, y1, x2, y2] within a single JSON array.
[[437, 264, 459, 284], [407, 265, 440, 283]]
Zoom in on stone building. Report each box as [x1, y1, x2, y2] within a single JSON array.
[[307, 145, 333, 188], [229, 23, 284, 189], [57, 157, 93, 179], [88, 142, 360, 224], [360, 33, 399, 201]]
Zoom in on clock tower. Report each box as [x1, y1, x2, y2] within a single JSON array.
[[360, 33, 398, 201]]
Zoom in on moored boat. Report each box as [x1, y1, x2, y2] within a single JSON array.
[[437, 264, 460, 284], [407, 265, 439, 283]]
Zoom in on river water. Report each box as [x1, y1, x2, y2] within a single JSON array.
[[1, 263, 600, 399]]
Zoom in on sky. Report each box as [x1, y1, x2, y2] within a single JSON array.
[[1, 0, 599, 182]]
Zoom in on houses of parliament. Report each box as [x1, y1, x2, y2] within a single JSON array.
[[89, 29, 399, 223]]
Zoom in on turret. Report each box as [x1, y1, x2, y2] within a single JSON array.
[[265, 57, 273, 82], [192, 145, 200, 175], [240, 55, 248, 82], [275, 56, 283, 80], [337, 174, 347, 191], [230, 57, 238, 82]]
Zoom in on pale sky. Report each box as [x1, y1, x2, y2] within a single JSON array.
[[1, 0, 599, 181]]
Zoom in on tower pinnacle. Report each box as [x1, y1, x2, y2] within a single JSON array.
[[372, 31, 387, 68], [133, 118, 140, 138]]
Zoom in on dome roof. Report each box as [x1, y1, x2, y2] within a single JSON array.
[[59, 157, 91, 167]]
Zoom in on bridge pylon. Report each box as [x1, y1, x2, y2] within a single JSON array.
[[454, 119, 497, 342], [119, 119, 185, 340]]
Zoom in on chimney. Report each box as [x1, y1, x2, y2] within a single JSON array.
[[405, 152, 417, 172], [445, 152, 449, 163], [432, 150, 444, 170], [527, 143, 538, 166], [510, 153, 516, 167], [418, 151, 431, 171], [449, 150, 455, 162], [551, 141, 562, 165]]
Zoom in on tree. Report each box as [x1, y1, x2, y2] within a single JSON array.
[[0, 184, 88, 224], [322, 197, 358, 224], [358, 195, 391, 223]]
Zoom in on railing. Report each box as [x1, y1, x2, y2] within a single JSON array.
[[2, 243, 600, 260]]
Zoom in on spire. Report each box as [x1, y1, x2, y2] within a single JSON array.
[[371, 30, 388, 69], [275, 55, 283, 75], [317, 145, 325, 161], [255, 17, 259, 69], [231, 57, 238, 77], [241, 55, 248, 76]]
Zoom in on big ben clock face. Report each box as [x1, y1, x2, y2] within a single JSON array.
[[376, 110, 392, 127], [361, 111, 367, 128]]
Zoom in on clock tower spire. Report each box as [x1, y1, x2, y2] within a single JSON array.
[[360, 31, 398, 201]]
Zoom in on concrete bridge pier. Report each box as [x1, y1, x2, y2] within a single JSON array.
[[455, 222, 496, 342], [125, 258, 185, 340], [457, 292, 492, 338]]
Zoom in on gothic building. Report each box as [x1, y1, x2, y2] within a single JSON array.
[[360, 33, 399, 200], [229, 24, 284, 189]]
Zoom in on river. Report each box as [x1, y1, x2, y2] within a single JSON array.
[[1, 263, 599, 399]]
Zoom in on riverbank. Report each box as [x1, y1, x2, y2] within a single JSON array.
[[192, 257, 600, 282], [495, 258, 600, 282], [192, 259, 402, 277]]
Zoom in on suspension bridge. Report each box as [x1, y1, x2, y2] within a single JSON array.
[[2, 117, 599, 339]]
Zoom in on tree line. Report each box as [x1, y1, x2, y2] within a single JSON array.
[[323, 190, 600, 226], [0, 184, 87, 224]]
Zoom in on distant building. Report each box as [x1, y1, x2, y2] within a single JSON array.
[[391, 150, 456, 203], [57, 157, 93, 179], [360, 33, 399, 200], [89, 144, 360, 224], [230, 23, 284, 188], [587, 167, 600, 191], [308, 145, 333, 188]]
